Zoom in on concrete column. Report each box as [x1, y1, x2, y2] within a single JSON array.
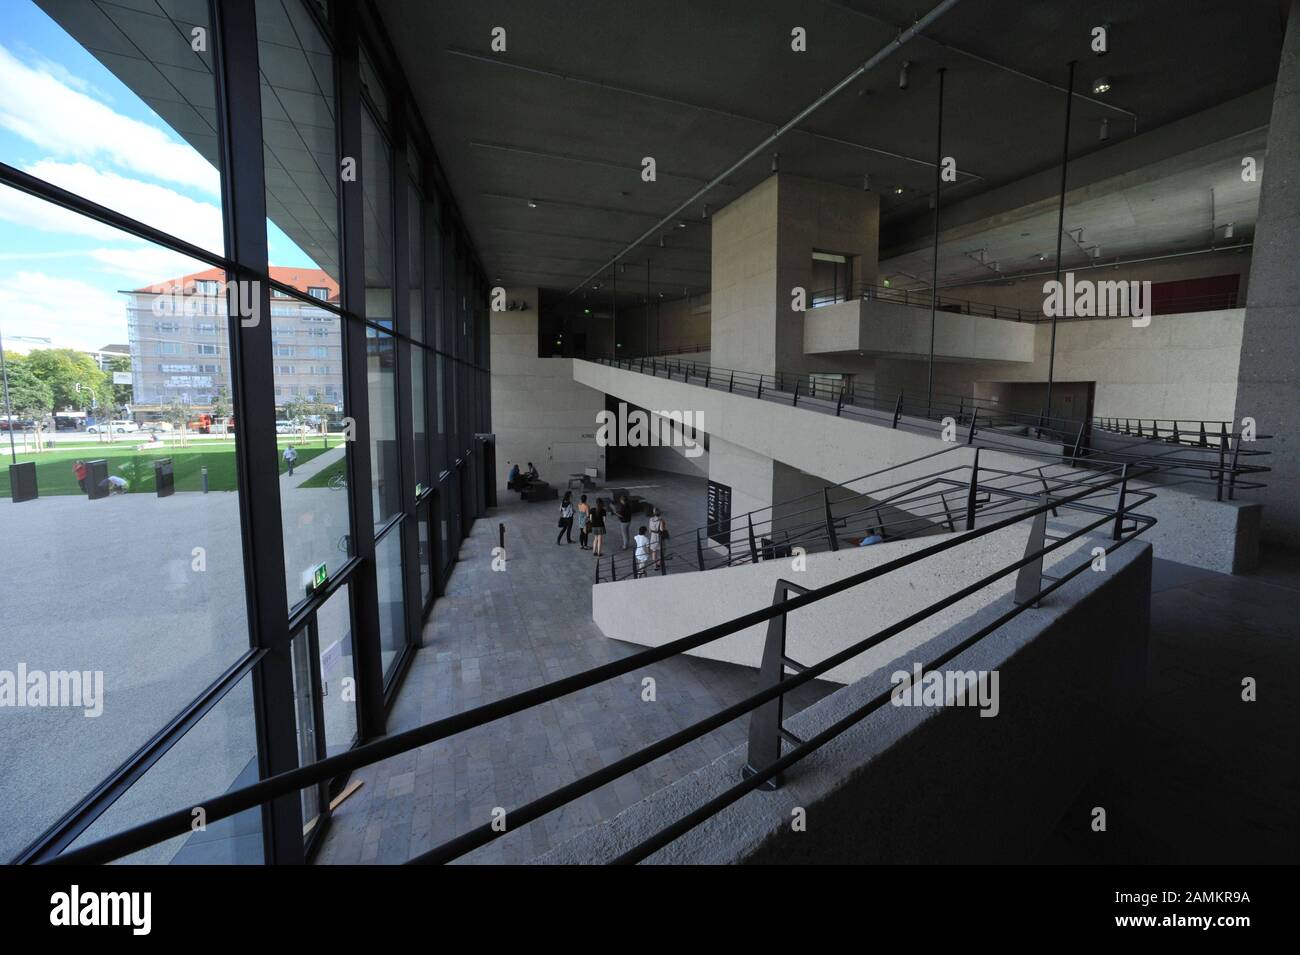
[[1233, 0, 1300, 545], [710, 174, 879, 376]]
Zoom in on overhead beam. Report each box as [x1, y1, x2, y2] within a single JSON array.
[[566, 0, 968, 295]]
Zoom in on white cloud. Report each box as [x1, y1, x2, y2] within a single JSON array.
[[0, 183, 123, 241], [21, 160, 225, 254], [0, 43, 220, 196], [0, 271, 131, 352], [87, 246, 208, 286]]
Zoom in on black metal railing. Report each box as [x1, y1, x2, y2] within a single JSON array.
[[593, 445, 1133, 583], [583, 354, 1270, 496], [41, 461, 1154, 867]]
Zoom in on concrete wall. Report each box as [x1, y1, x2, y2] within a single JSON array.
[[544, 541, 1152, 864], [1234, 0, 1300, 546], [490, 287, 606, 492], [593, 520, 1096, 685]]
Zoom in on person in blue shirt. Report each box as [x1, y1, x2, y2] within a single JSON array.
[[858, 527, 884, 546], [508, 462, 520, 484]]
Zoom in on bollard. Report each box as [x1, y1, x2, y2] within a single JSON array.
[[201, 465, 209, 494]]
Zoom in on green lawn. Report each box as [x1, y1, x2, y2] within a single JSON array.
[[298, 456, 347, 489], [1, 438, 341, 496]]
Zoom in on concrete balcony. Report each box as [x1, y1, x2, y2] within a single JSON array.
[[804, 297, 1036, 363]]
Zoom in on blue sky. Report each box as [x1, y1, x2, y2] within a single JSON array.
[[0, 1, 315, 351]]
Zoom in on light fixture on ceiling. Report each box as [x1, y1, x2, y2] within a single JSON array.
[[899, 60, 911, 90], [1099, 117, 1110, 142], [1091, 246, 1102, 259], [1091, 76, 1111, 95], [1224, 222, 1235, 239], [771, 152, 779, 173], [526, 199, 537, 208], [893, 186, 905, 195], [677, 221, 687, 229], [1036, 253, 1046, 262], [702, 204, 710, 219], [658, 235, 665, 248], [863, 174, 871, 191]]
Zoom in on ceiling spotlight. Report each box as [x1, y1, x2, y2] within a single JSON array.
[[1091, 76, 1111, 95], [771, 152, 779, 173], [1099, 117, 1110, 142], [658, 235, 665, 248], [1091, 246, 1101, 259], [677, 221, 687, 229], [893, 186, 905, 195], [863, 174, 871, 191], [1223, 222, 1235, 239], [526, 199, 538, 208], [899, 60, 911, 90], [1037, 253, 1046, 262], [702, 204, 710, 219]]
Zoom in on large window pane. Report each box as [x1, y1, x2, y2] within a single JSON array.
[[316, 584, 357, 757], [65, 673, 263, 865], [368, 327, 400, 525], [0, 1, 224, 256], [272, 289, 349, 610], [0, 186, 251, 861], [375, 526, 405, 676], [258, 0, 340, 284]]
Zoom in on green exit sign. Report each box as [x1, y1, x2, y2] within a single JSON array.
[[304, 562, 328, 595]]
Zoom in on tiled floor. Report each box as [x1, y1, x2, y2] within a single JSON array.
[[314, 468, 836, 864], [1037, 546, 1300, 862]]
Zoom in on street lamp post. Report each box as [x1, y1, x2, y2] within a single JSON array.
[[0, 322, 16, 464]]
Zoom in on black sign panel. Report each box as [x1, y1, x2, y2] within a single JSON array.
[[706, 480, 732, 545]]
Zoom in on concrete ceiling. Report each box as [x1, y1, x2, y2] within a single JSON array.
[[378, 0, 1288, 303]]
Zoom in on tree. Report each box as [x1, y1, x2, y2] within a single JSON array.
[[2, 352, 54, 452], [163, 398, 193, 448], [211, 385, 232, 438], [23, 348, 108, 413]]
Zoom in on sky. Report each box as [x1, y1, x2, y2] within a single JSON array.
[[0, 1, 316, 353]]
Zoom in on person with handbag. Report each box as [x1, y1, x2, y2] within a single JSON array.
[[556, 492, 575, 544]]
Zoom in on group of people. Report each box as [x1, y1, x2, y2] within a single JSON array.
[[506, 461, 540, 489], [555, 491, 669, 574]]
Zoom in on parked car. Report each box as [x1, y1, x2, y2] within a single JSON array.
[[275, 420, 294, 434], [140, 421, 175, 433], [87, 419, 139, 434]]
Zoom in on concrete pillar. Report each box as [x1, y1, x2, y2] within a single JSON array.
[[710, 173, 879, 376], [1233, 0, 1300, 545]]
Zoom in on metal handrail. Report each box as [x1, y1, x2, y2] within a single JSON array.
[[583, 354, 1270, 495], [43, 463, 1153, 866], [595, 448, 1137, 583]]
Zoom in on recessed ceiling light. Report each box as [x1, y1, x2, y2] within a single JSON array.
[[677, 221, 687, 229], [1092, 76, 1111, 95], [526, 199, 537, 208], [893, 186, 905, 195]]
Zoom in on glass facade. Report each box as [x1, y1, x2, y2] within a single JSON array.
[[0, 0, 490, 864]]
